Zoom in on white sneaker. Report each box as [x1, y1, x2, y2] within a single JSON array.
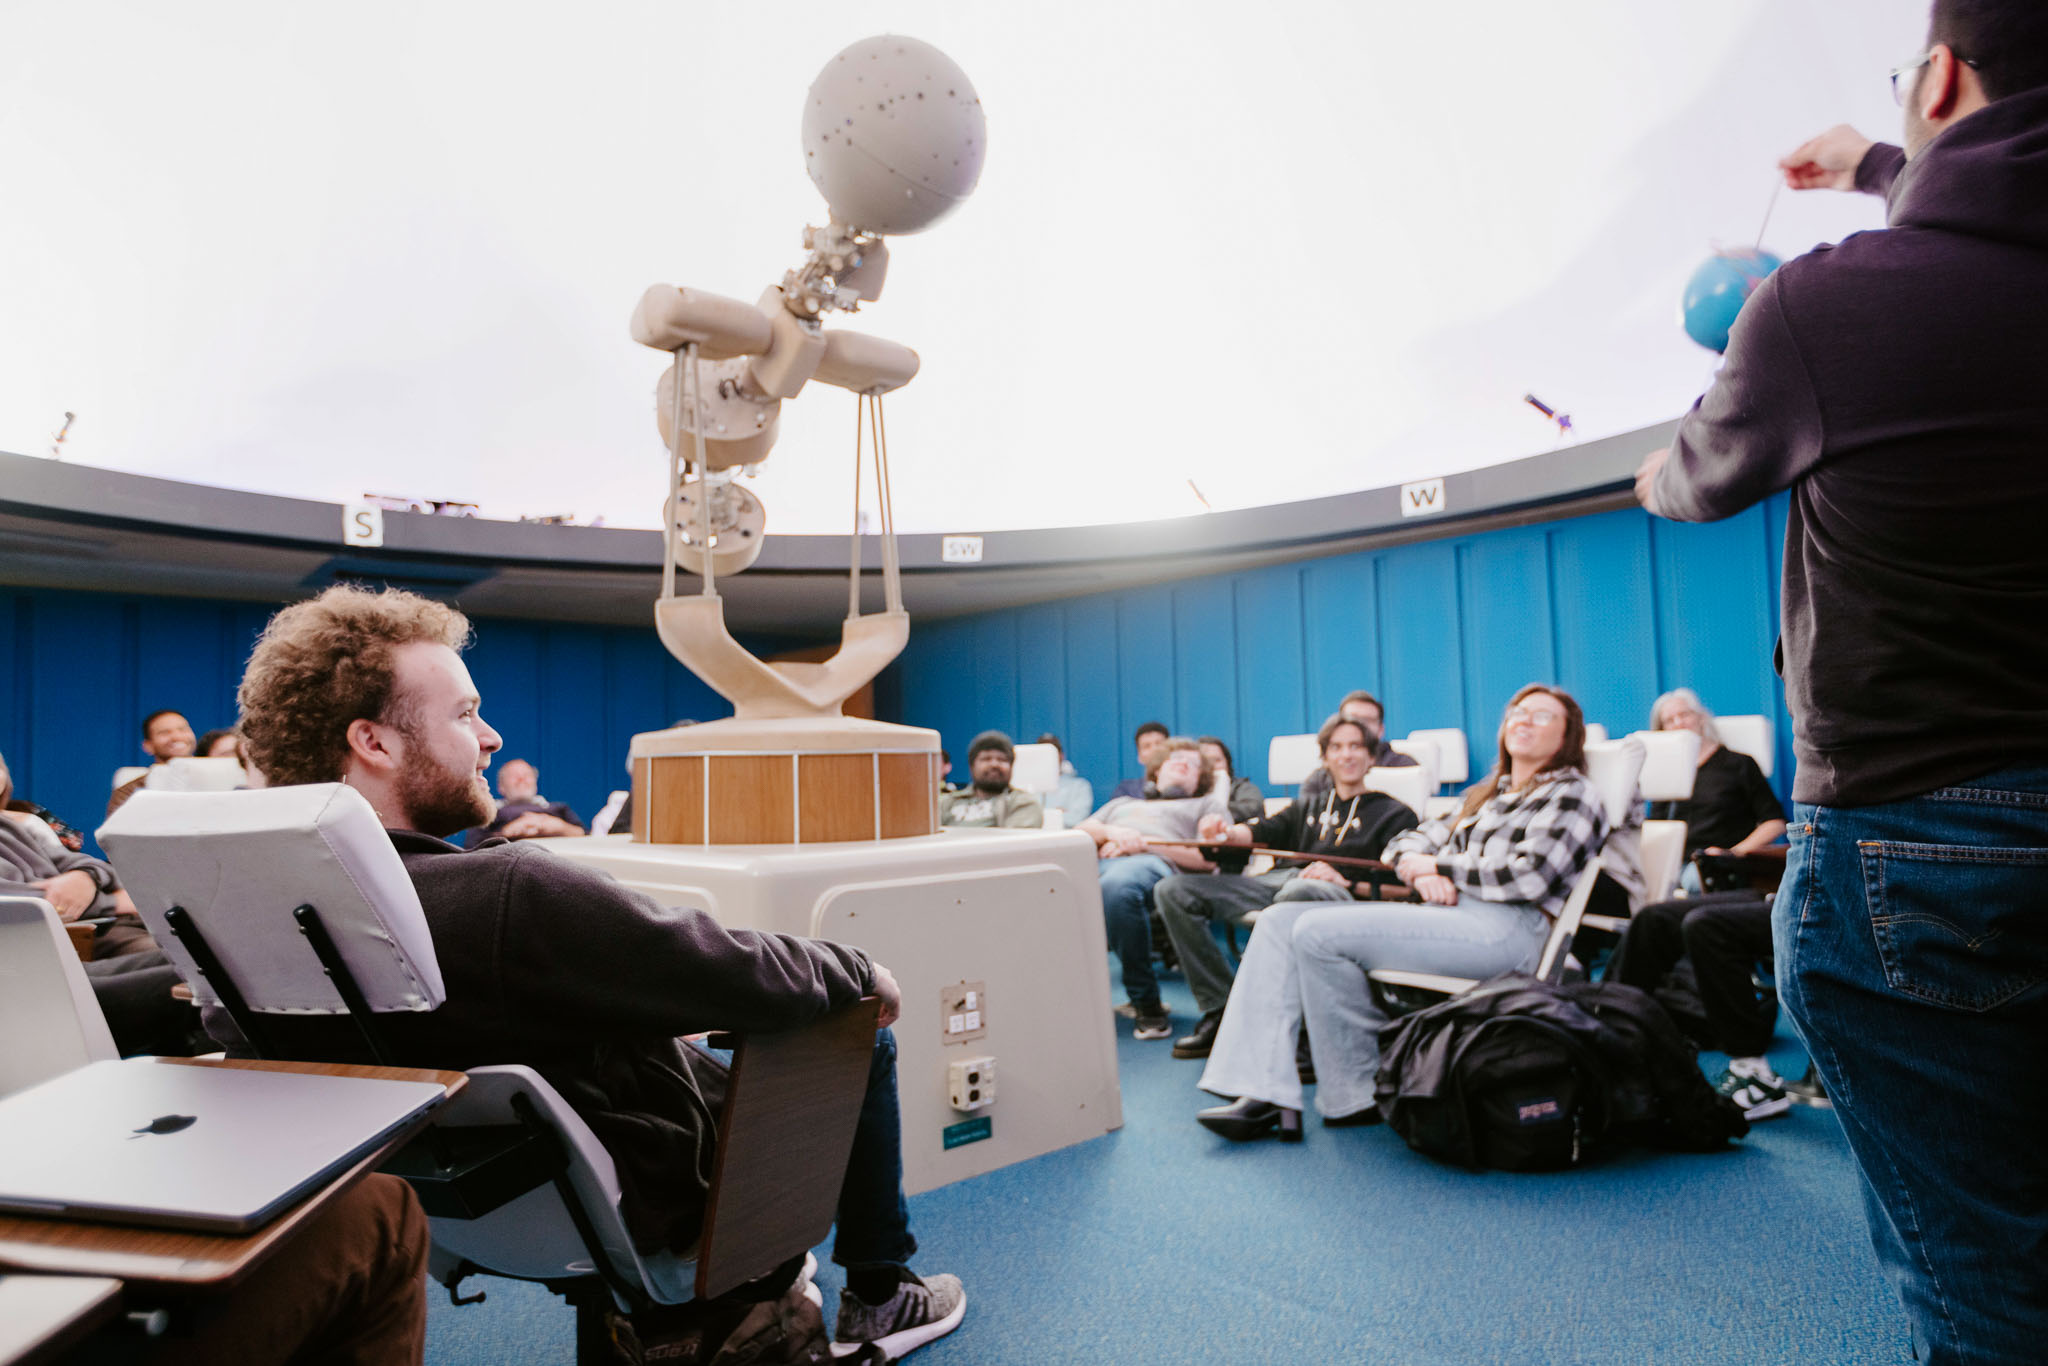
[[832, 1272, 966, 1360]]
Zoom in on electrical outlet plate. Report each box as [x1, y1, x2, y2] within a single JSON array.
[[939, 980, 986, 1044]]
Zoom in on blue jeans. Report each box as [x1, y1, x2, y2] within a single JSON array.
[[1774, 765, 2048, 1366], [1098, 854, 1174, 1012], [833, 1028, 916, 1269]]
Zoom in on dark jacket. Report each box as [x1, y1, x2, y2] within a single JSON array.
[[209, 831, 876, 1254], [1654, 90, 2048, 806], [1230, 788, 1419, 887]]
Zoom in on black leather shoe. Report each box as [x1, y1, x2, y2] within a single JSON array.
[[1323, 1105, 1383, 1128], [1171, 1011, 1223, 1059], [1197, 1097, 1303, 1143]]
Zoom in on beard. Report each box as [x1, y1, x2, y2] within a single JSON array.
[[396, 751, 495, 837], [972, 773, 1009, 795]]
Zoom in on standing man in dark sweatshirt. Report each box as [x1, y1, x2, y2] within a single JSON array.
[[233, 585, 966, 1364], [1637, 6, 2048, 1359]]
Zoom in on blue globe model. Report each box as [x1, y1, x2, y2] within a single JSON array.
[[1682, 249, 1783, 353]]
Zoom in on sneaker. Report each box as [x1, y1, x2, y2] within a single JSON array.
[[1714, 1064, 1792, 1122], [1132, 1006, 1174, 1040], [1111, 1000, 1138, 1019], [1780, 1064, 1833, 1109], [832, 1272, 966, 1360]]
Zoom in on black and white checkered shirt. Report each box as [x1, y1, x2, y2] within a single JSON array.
[[1381, 769, 1609, 915]]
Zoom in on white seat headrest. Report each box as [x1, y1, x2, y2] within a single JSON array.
[[1581, 737, 1648, 827], [1008, 744, 1061, 795], [1362, 766, 1431, 818], [1267, 734, 1321, 787], [97, 785, 444, 1015], [1716, 715, 1775, 780], [144, 757, 249, 792], [1385, 738, 1440, 790], [1405, 729, 1470, 786], [1631, 729, 1703, 802]]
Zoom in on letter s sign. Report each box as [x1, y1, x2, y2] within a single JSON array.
[[343, 502, 385, 547]]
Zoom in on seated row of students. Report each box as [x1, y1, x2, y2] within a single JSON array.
[[1194, 683, 1643, 1140]]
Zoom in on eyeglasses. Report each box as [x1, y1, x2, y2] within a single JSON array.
[[1505, 706, 1564, 726], [1891, 50, 1980, 105]]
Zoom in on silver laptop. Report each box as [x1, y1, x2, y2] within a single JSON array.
[[0, 1058, 448, 1233]]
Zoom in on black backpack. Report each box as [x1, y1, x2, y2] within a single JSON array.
[[1375, 973, 1746, 1172]]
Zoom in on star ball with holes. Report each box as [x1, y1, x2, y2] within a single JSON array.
[[1681, 248, 1783, 353]]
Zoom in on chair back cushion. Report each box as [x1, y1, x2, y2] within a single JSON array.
[[1580, 739, 1648, 828], [144, 757, 248, 792], [1363, 765, 1431, 818], [98, 785, 444, 1015], [0, 897, 118, 1097], [1266, 734, 1320, 787], [1385, 738, 1440, 790], [1404, 729, 1470, 785], [1008, 744, 1061, 796], [1631, 729, 1703, 803], [1715, 715, 1775, 779]]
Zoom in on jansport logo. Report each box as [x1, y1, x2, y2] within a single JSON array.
[[1516, 1099, 1561, 1124]]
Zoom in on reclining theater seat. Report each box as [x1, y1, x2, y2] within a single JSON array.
[[0, 895, 118, 1100], [1368, 737, 1648, 1002], [97, 784, 877, 1352]]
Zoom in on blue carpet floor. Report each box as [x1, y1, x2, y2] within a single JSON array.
[[426, 974, 1914, 1365]]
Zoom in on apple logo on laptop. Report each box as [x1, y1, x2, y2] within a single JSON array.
[[131, 1114, 197, 1138]]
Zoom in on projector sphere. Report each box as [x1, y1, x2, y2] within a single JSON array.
[[803, 36, 984, 235]]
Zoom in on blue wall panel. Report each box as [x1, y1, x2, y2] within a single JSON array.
[[886, 496, 1800, 805], [1013, 603, 1068, 746], [1651, 510, 1777, 722], [1550, 511, 1660, 737], [1060, 597, 1124, 796], [1300, 556, 1379, 727], [1116, 585, 1177, 749], [1456, 531, 1555, 736], [1232, 566, 1308, 787], [1172, 577, 1239, 760], [1375, 541, 1466, 737], [0, 586, 748, 853]]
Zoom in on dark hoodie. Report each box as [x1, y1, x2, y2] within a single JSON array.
[[1654, 88, 2048, 806], [208, 832, 876, 1254]]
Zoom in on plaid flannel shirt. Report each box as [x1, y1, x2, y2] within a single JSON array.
[[1381, 769, 1609, 915]]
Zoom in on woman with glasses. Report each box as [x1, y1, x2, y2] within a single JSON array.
[[1196, 683, 1617, 1141]]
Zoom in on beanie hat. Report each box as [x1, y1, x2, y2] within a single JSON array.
[[967, 730, 1015, 763]]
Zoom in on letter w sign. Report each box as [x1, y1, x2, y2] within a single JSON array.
[[1399, 478, 1446, 518]]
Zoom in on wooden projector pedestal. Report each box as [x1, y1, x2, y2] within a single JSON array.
[[629, 717, 941, 846]]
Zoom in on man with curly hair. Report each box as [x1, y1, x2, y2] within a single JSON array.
[[233, 586, 966, 1363]]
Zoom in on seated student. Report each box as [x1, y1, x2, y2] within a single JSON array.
[[1074, 740, 1229, 1040], [4, 748, 200, 1053], [1196, 736, 1266, 823], [232, 587, 965, 1361], [1296, 690, 1417, 808], [937, 732, 1044, 829], [1646, 688, 1787, 889], [1156, 715, 1420, 1060], [1108, 721, 1170, 801], [1033, 733, 1095, 829], [462, 757, 586, 845], [123, 1173, 431, 1365], [196, 726, 244, 760], [108, 708, 200, 816], [1608, 890, 1789, 1120], [1196, 684, 1620, 1141]]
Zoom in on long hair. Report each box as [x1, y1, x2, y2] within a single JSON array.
[[1454, 684, 1589, 823], [1648, 687, 1721, 745]]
